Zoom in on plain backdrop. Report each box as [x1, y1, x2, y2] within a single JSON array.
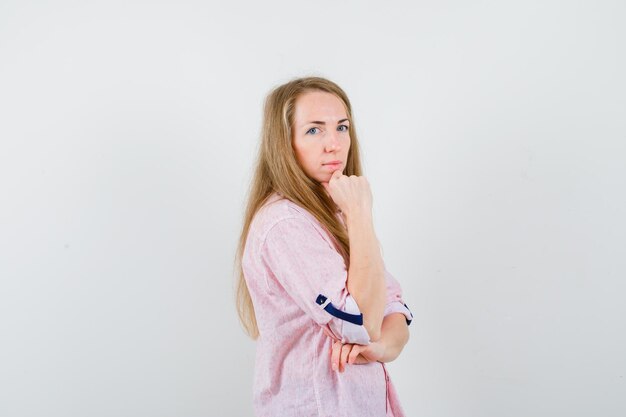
[[1, 1, 625, 416]]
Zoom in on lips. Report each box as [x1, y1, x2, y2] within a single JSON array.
[[322, 161, 342, 171]]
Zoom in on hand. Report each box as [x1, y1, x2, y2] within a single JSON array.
[[329, 339, 386, 372], [320, 169, 373, 219]]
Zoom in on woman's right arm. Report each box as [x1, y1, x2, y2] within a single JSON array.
[[322, 170, 387, 342], [345, 208, 386, 342]]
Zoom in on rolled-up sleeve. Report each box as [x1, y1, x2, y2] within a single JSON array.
[[260, 216, 371, 345], [383, 266, 414, 326]]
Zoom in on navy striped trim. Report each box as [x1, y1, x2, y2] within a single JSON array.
[[404, 303, 413, 326], [315, 294, 364, 326]]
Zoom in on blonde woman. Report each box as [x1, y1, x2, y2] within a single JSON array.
[[234, 76, 413, 417]]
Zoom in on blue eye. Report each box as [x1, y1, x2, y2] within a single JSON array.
[[306, 127, 320, 135], [338, 125, 349, 132]]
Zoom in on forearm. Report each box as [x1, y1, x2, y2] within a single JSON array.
[[378, 313, 410, 363], [346, 210, 386, 342]]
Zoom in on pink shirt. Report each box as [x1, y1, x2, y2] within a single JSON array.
[[242, 192, 413, 417]]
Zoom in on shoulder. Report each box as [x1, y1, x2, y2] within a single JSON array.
[[249, 192, 329, 246]]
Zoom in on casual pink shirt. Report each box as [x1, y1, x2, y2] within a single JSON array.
[[242, 192, 413, 417]]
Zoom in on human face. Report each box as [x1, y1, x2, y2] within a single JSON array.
[[291, 91, 351, 184]]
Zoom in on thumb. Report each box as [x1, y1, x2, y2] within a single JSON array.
[[323, 169, 342, 191], [329, 168, 343, 182]]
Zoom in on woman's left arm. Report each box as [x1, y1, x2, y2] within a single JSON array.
[[329, 312, 410, 371], [377, 312, 410, 363], [329, 265, 413, 370]]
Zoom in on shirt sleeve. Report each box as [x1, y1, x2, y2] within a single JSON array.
[[383, 266, 414, 326], [260, 216, 371, 345]]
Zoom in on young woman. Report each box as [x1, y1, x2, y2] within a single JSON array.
[[234, 76, 413, 417]]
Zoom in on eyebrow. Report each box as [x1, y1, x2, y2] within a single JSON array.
[[306, 118, 350, 125]]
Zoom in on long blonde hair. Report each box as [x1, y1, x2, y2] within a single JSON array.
[[234, 76, 364, 340]]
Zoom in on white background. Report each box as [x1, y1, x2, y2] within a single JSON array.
[[1, 1, 625, 416]]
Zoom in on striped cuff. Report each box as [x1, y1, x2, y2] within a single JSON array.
[[341, 295, 371, 345], [315, 293, 371, 345], [384, 301, 414, 326]]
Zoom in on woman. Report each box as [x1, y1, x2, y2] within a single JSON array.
[[234, 76, 413, 417]]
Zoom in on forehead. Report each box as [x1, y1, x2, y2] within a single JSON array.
[[293, 91, 347, 124]]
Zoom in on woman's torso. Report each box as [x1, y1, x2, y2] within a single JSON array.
[[242, 192, 401, 417]]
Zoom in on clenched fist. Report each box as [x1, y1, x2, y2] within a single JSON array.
[[321, 169, 373, 220]]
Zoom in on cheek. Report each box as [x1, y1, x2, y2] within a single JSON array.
[[294, 142, 313, 162], [291, 140, 305, 163], [292, 143, 314, 171]]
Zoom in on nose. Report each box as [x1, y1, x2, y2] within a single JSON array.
[[325, 130, 341, 152]]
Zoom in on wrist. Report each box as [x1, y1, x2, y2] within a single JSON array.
[[346, 210, 374, 232]]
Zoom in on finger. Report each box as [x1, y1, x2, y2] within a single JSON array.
[[354, 353, 369, 364], [329, 168, 343, 183], [348, 345, 362, 364], [339, 344, 352, 372], [331, 340, 341, 371]]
